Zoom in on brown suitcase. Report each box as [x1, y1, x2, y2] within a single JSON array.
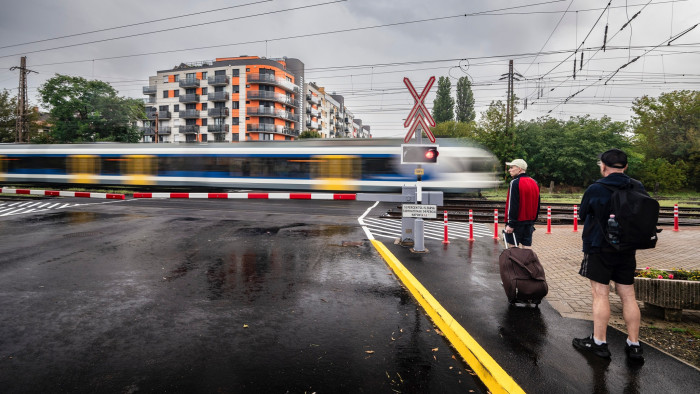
[[499, 232, 549, 305]]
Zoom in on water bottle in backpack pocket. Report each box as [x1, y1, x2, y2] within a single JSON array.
[[597, 182, 661, 251]]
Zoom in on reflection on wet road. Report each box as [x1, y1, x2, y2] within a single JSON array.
[[0, 198, 485, 393]]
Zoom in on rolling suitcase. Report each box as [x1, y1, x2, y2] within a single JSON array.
[[499, 231, 549, 306]]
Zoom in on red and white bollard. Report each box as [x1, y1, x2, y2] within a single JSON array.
[[442, 210, 450, 244], [674, 204, 680, 232], [573, 205, 578, 232], [493, 209, 499, 240], [468, 209, 475, 242], [546, 206, 552, 234]]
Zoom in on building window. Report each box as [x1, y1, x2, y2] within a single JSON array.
[[173, 75, 180, 82], [173, 90, 179, 97], [232, 101, 240, 109], [215, 70, 226, 76], [201, 87, 208, 95], [232, 69, 240, 77], [215, 86, 224, 92], [232, 117, 239, 125], [159, 105, 168, 111], [201, 134, 207, 142], [201, 103, 207, 110], [245, 68, 250, 72], [174, 104, 179, 112], [163, 91, 168, 98], [163, 76, 169, 83], [186, 72, 196, 80], [232, 85, 240, 93], [201, 71, 207, 79], [186, 88, 196, 95], [201, 118, 207, 126]]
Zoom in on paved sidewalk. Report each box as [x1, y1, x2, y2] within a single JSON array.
[[532, 224, 700, 329]]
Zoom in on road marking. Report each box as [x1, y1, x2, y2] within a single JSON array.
[[359, 204, 524, 394], [0, 200, 86, 217], [362, 217, 492, 241]]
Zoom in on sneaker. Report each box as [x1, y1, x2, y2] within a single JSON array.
[[625, 343, 645, 363], [573, 335, 611, 358]]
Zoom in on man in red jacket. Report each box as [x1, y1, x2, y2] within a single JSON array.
[[504, 159, 540, 248]]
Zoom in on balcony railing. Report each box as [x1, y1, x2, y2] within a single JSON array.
[[179, 78, 200, 88], [143, 86, 157, 95], [208, 124, 230, 133], [247, 123, 296, 136], [146, 111, 171, 120], [179, 94, 200, 103], [180, 109, 200, 118], [143, 97, 156, 104], [306, 120, 319, 129], [247, 73, 298, 92], [247, 91, 296, 106], [207, 91, 230, 102], [246, 107, 299, 122], [207, 75, 230, 86], [179, 125, 200, 134], [306, 94, 321, 105], [141, 126, 172, 135], [208, 108, 230, 117]]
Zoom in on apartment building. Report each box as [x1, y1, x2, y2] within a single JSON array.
[[304, 83, 359, 138], [141, 56, 368, 143]]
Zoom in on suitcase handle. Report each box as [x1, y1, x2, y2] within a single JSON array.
[[502, 230, 519, 248]]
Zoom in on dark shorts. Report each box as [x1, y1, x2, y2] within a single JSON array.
[[505, 222, 535, 246], [579, 251, 637, 285]]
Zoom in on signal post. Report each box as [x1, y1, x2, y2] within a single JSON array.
[[357, 76, 442, 253]]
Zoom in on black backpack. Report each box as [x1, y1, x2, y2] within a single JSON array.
[[596, 182, 661, 251]]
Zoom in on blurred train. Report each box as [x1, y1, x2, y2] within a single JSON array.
[[0, 139, 500, 193]]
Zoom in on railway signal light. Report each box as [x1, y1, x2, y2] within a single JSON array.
[[401, 144, 439, 164]]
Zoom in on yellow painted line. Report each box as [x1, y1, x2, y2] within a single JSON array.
[[370, 239, 525, 394]]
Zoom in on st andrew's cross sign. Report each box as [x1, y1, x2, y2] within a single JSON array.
[[403, 76, 436, 143]]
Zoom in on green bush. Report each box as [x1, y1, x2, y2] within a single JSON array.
[[635, 158, 687, 192]]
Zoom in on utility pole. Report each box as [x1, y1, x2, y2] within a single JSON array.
[[498, 60, 523, 130], [10, 56, 38, 143], [154, 110, 159, 143]]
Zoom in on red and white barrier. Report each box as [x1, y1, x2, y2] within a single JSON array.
[[133, 192, 357, 200], [1, 187, 125, 200], [493, 209, 499, 240], [442, 210, 450, 245], [468, 209, 474, 242], [546, 206, 552, 234], [573, 205, 578, 232], [674, 204, 679, 232]]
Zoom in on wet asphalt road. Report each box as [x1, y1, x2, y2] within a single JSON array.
[[0, 197, 484, 393]]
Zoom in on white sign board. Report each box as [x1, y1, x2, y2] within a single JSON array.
[[402, 204, 437, 218]]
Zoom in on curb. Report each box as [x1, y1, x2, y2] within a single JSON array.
[[1, 187, 125, 200], [370, 239, 524, 394], [133, 192, 357, 200]]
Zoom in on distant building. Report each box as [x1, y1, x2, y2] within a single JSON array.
[[140, 56, 368, 143]]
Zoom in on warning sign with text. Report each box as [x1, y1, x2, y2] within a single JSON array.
[[402, 204, 437, 218]]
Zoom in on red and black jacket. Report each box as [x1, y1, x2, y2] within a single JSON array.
[[505, 173, 540, 227]]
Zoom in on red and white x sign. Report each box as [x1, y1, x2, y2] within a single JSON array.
[[403, 77, 436, 143]]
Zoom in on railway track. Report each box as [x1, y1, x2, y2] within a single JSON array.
[[381, 198, 700, 226]]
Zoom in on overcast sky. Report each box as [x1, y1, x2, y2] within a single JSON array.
[[0, 0, 698, 138]]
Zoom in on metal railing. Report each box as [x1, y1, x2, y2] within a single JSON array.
[[179, 78, 200, 88], [247, 73, 298, 92], [208, 108, 230, 117], [179, 94, 200, 103], [180, 109, 200, 118], [208, 124, 230, 133], [143, 86, 157, 95], [246, 107, 299, 122], [207, 91, 229, 102], [207, 75, 230, 85], [179, 125, 200, 134]]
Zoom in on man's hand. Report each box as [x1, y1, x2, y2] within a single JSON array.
[[505, 225, 514, 234]]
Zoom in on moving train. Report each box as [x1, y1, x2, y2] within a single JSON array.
[[0, 139, 500, 193]]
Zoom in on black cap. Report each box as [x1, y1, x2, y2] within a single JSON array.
[[599, 148, 627, 168]]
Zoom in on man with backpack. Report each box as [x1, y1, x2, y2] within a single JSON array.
[[573, 148, 658, 364]]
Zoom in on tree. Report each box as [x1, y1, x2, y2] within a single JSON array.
[[515, 116, 630, 187], [631, 90, 700, 190], [455, 76, 475, 123], [474, 100, 517, 165], [0, 89, 15, 142], [430, 121, 476, 138], [38, 74, 145, 143], [299, 130, 321, 138], [432, 76, 454, 123]]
